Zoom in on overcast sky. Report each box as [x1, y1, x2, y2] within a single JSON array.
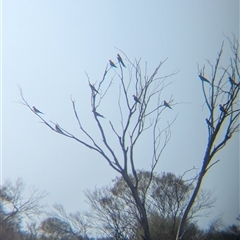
[[1, 0, 239, 229]]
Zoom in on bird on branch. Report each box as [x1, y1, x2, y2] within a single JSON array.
[[133, 95, 141, 104], [206, 119, 214, 129], [89, 83, 99, 94], [92, 110, 105, 118], [117, 54, 126, 67], [219, 104, 227, 115], [32, 106, 44, 114], [228, 77, 238, 86], [55, 124, 64, 134], [109, 60, 117, 68], [199, 75, 210, 83], [164, 100, 172, 109]]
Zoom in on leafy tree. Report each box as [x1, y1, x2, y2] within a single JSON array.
[[19, 53, 178, 240], [85, 171, 215, 239], [85, 186, 137, 239], [39, 204, 90, 240], [176, 38, 240, 239], [25, 222, 41, 240], [203, 221, 240, 240]]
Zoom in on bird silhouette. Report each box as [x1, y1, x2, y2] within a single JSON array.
[[109, 60, 117, 68], [89, 83, 99, 94], [219, 104, 227, 115], [133, 95, 141, 104], [199, 75, 210, 83], [228, 77, 238, 86], [206, 119, 214, 129], [164, 101, 172, 109], [55, 124, 64, 134], [92, 110, 105, 118], [32, 106, 44, 114], [117, 54, 126, 67]]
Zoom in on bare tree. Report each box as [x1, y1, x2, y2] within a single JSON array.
[[19, 53, 178, 240], [176, 38, 240, 239], [0, 178, 47, 223], [0, 178, 47, 240]]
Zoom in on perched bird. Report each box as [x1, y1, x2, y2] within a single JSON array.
[[199, 75, 210, 83], [92, 110, 105, 118], [133, 95, 141, 104], [89, 83, 99, 94], [164, 100, 172, 109], [206, 119, 214, 129], [228, 77, 238, 86], [55, 124, 64, 134], [226, 133, 232, 139], [117, 54, 126, 67], [109, 60, 117, 68], [32, 106, 44, 114], [219, 104, 227, 115]]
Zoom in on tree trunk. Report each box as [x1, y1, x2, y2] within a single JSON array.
[[122, 171, 152, 240], [176, 171, 205, 239]]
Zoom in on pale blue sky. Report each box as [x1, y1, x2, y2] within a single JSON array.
[[1, 0, 239, 229]]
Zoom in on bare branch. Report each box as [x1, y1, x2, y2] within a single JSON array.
[[177, 38, 240, 240]]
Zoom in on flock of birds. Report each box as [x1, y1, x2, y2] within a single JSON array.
[[89, 53, 173, 118], [32, 106, 63, 133], [113, 54, 171, 109], [31, 58, 239, 133], [199, 74, 239, 130]]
